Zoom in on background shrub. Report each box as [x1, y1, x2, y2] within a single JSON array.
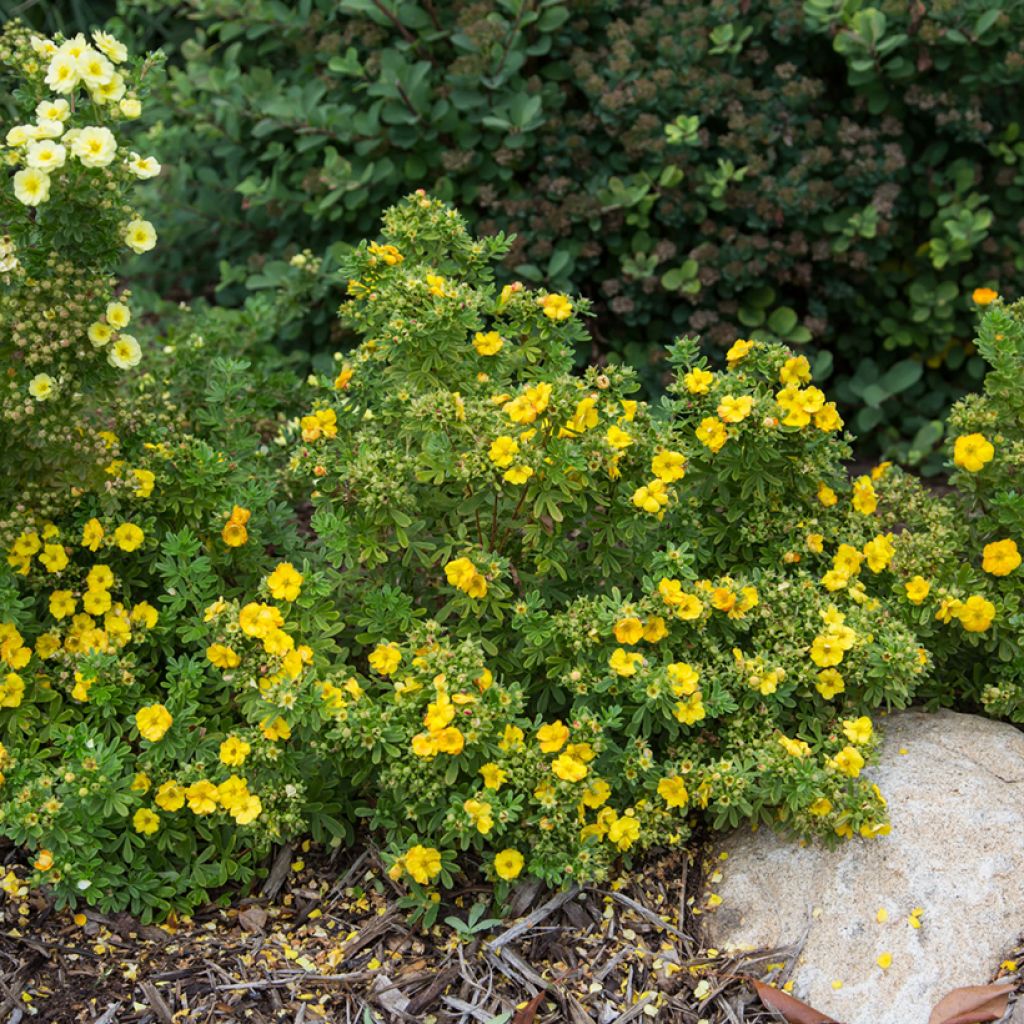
[[104, 0, 1024, 467]]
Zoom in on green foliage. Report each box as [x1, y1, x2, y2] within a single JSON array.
[[115, 0, 1024, 465]]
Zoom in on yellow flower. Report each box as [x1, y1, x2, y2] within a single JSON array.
[[551, 753, 588, 782], [877, 952, 893, 970], [810, 635, 845, 668], [539, 293, 572, 320], [222, 506, 253, 548], [816, 669, 845, 700], [368, 643, 402, 675], [500, 724, 524, 751], [334, 366, 354, 390], [830, 745, 865, 778], [494, 849, 524, 881], [842, 716, 873, 745], [239, 602, 284, 638], [480, 763, 507, 790], [207, 643, 240, 669], [696, 417, 728, 452], [657, 776, 688, 807], [809, 798, 832, 817], [463, 798, 494, 833], [972, 287, 998, 305], [609, 648, 643, 676], [0, 673, 25, 708], [473, 331, 504, 355], [863, 534, 895, 573], [503, 465, 534, 485], [779, 736, 811, 758], [39, 543, 69, 572], [851, 476, 877, 515], [643, 616, 668, 642], [956, 594, 995, 632], [651, 450, 686, 482], [219, 736, 251, 766], [613, 617, 644, 644], [779, 355, 811, 385], [445, 557, 489, 597], [404, 844, 442, 884], [267, 562, 304, 601], [582, 779, 611, 808], [155, 781, 185, 811], [982, 539, 1020, 577], [186, 780, 219, 815], [83, 588, 112, 616], [814, 403, 843, 432], [489, 435, 519, 467], [232, 794, 262, 825], [717, 394, 753, 423], [49, 590, 76, 620], [953, 433, 994, 473], [606, 425, 633, 450], [81, 518, 104, 551], [817, 483, 838, 507], [561, 396, 599, 436], [300, 408, 338, 442], [904, 575, 931, 604], [135, 703, 173, 742], [632, 480, 669, 516], [435, 727, 464, 754], [537, 720, 570, 753], [504, 382, 552, 424], [133, 808, 160, 835], [667, 662, 700, 695], [28, 372, 57, 401], [726, 338, 754, 365], [683, 367, 714, 394], [607, 814, 641, 850]]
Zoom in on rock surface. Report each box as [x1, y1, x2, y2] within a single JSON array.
[[703, 709, 1024, 1024]]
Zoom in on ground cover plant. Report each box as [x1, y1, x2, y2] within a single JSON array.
[[0, 23, 1022, 933], [106, 0, 1024, 468]]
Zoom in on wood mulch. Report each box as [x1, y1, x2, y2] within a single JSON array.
[[0, 840, 801, 1024]]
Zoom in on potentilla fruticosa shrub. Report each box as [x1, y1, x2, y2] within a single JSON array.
[[115, 0, 1024, 465], [860, 291, 1023, 721], [1, 173, 934, 921], [284, 193, 930, 921], [0, 20, 161, 533]]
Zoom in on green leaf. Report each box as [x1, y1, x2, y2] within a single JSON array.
[[878, 359, 923, 394]]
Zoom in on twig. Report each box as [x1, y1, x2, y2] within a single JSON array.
[[487, 885, 580, 952]]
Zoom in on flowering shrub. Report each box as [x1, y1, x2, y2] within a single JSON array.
[[0, 20, 161, 531], [865, 295, 1024, 720], [285, 194, 928, 914]]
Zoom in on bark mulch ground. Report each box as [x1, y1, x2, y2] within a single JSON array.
[[0, 841, 803, 1024]]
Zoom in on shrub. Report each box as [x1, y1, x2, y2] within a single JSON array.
[[115, 0, 1024, 464], [285, 193, 928, 917], [0, 20, 162, 531], [1, 158, 931, 919], [870, 294, 1023, 720]]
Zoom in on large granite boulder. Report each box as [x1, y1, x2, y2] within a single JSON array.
[[704, 709, 1024, 1024]]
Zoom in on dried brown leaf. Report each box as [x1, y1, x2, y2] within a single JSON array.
[[512, 991, 547, 1024], [237, 906, 268, 933], [928, 983, 1013, 1024], [752, 979, 840, 1024]]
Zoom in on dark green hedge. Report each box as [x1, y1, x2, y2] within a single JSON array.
[[109, 0, 1024, 465]]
